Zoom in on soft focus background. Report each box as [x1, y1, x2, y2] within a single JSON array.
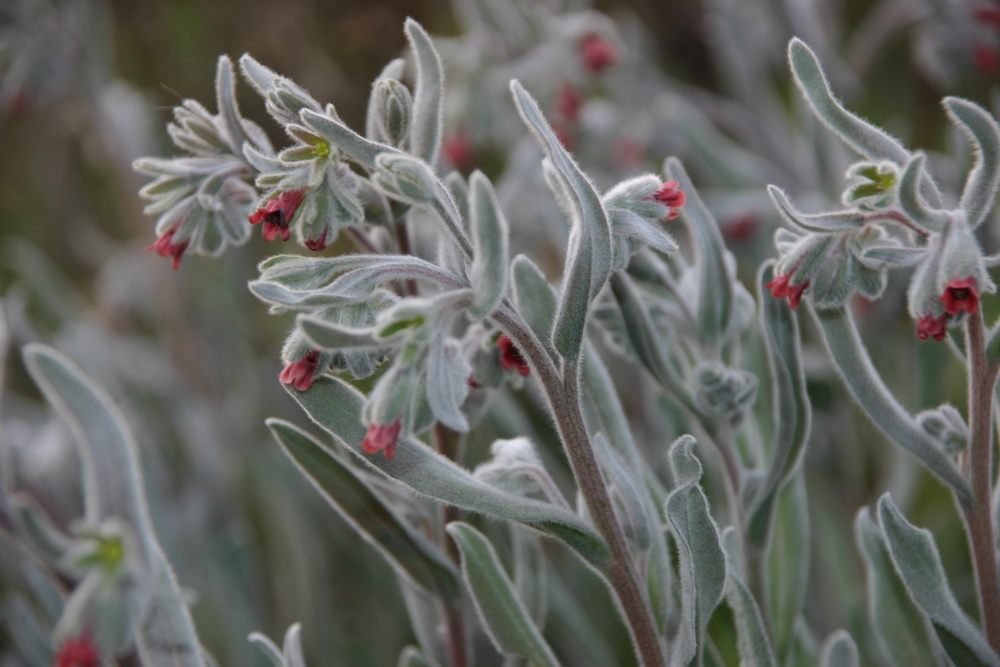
[[1, 0, 998, 665]]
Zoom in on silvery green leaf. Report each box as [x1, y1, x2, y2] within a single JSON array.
[[297, 316, 383, 351], [365, 58, 406, 142], [258, 253, 396, 289], [282, 624, 308, 667], [22, 561, 66, 624], [594, 433, 650, 551], [787, 40, 908, 165], [404, 19, 443, 165], [4, 595, 52, 666], [766, 477, 810, 661], [301, 108, 401, 168], [945, 97, 1000, 228], [268, 420, 459, 599], [511, 80, 612, 362], [238, 54, 280, 98], [426, 328, 472, 432], [401, 583, 445, 667], [214, 56, 248, 156], [859, 244, 928, 268], [398, 646, 432, 667], [898, 154, 949, 233], [373, 153, 439, 205], [23, 345, 203, 667], [285, 376, 610, 569], [248, 631, 284, 667], [819, 630, 859, 667], [510, 525, 548, 627], [53, 568, 132, 654], [9, 493, 74, 562], [747, 262, 810, 543], [877, 495, 1000, 666], [446, 522, 560, 667], [607, 209, 678, 255], [665, 158, 733, 347], [468, 171, 509, 319], [854, 508, 941, 667], [373, 78, 413, 148], [665, 436, 726, 667], [810, 307, 972, 507], [609, 272, 698, 413], [722, 528, 778, 667], [511, 254, 557, 345], [444, 172, 471, 232], [768, 185, 864, 233]]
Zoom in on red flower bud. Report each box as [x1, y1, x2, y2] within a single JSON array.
[[765, 272, 809, 310], [55, 634, 100, 667], [147, 222, 189, 270], [650, 180, 687, 220], [249, 190, 305, 242], [498, 335, 530, 376], [580, 34, 618, 73], [360, 420, 402, 459], [305, 229, 328, 252], [279, 349, 322, 391], [916, 313, 949, 341]]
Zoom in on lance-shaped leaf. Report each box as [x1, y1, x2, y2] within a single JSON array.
[[946, 97, 1000, 228], [285, 376, 610, 569], [4, 595, 52, 666], [665, 436, 726, 666], [511, 254, 557, 345], [665, 158, 733, 347], [767, 186, 864, 233], [301, 108, 401, 168], [877, 495, 1000, 667], [22, 345, 203, 667], [766, 476, 810, 662], [268, 419, 459, 599], [425, 319, 472, 432], [446, 522, 560, 667], [9, 493, 74, 562], [860, 244, 929, 268], [397, 646, 432, 667], [468, 171, 509, 319], [748, 262, 810, 544], [594, 433, 650, 551], [511, 80, 612, 362], [215, 56, 249, 156], [898, 154, 949, 233], [810, 307, 971, 507], [297, 316, 383, 351], [854, 508, 941, 667], [404, 19, 443, 165], [365, 57, 406, 142], [722, 528, 778, 667], [609, 272, 698, 413], [819, 630, 859, 667]]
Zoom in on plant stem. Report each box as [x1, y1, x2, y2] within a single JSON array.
[[433, 424, 468, 667], [493, 306, 666, 667], [964, 309, 1000, 653]]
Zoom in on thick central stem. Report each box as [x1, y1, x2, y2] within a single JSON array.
[[964, 309, 1000, 653], [493, 307, 666, 667]]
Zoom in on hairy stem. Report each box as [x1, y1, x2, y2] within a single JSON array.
[[492, 306, 666, 667], [964, 310, 1000, 653], [433, 423, 468, 667]]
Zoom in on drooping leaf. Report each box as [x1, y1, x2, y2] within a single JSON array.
[[446, 522, 560, 667]]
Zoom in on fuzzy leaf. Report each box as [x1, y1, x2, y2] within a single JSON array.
[[594, 433, 650, 551], [301, 108, 400, 168], [446, 522, 560, 667], [9, 494, 74, 562], [854, 508, 940, 667], [404, 19, 444, 165], [511, 254, 558, 344], [468, 171, 509, 319], [248, 632, 284, 667], [511, 80, 612, 362], [665, 158, 733, 347], [268, 419, 459, 598], [766, 477, 810, 661], [425, 327, 471, 431], [877, 495, 1000, 666], [665, 436, 726, 666], [297, 316, 383, 351], [23, 345, 203, 667], [946, 97, 1000, 228], [768, 186, 863, 233], [810, 307, 971, 507], [397, 646, 432, 667], [820, 630, 859, 667], [898, 155, 949, 233], [215, 56, 248, 156], [748, 262, 810, 543], [284, 376, 611, 569], [722, 528, 778, 667]]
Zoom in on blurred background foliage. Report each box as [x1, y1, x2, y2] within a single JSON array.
[[0, 0, 998, 665]]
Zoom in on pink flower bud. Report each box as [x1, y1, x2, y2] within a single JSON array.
[[650, 180, 687, 220], [249, 190, 305, 242], [56, 634, 100, 667], [916, 313, 949, 341], [498, 335, 530, 376], [580, 34, 618, 73], [305, 229, 328, 252], [147, 222, 189, 270], [360, 419, 402, 459], [279, 349, 322, 391], [765, 272, 809, 310]]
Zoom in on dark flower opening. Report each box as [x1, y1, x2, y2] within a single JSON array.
[[940, 277, 980, 316], [249, 190, 305, 242]]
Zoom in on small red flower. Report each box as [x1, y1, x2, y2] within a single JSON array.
[[443, 132, 474, 172], [580, 34, 618, 73], [279, 349, 322, 392], [56, 634, 100, 667], [305, 229, 328, 252], [147, 222, 189, 270], [498, 335, 530, 376], [650, 180, 687, 220], [940, 277, 980, 316], [723, 213, 759, 243], [249, 190, 305, 242], [360, 420, 402, 459], [765, 273, 809, 310], [974, 7, 1000, 30], [557, 83, 583, 123], [916, 313, 949, 341]]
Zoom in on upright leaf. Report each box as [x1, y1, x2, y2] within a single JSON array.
[[446, 522, 560, 667], [877, 495, 1000, 666], [23, 345, 203, 667], [819, 630, 859, 667], [404, 19, 444, 165], [766, 476, 810, 662], [468, 171, 509, 319], [722, 528, 778, 667], [945, 97, 1000, 228]]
